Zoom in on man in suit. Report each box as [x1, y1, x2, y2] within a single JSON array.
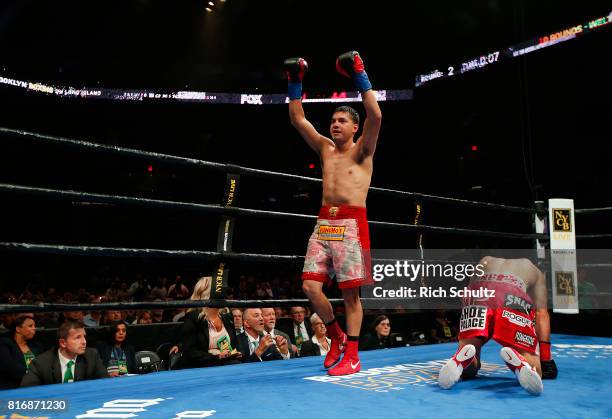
[[21, 320, 109, 386], [232, 309, 244, 334], [261, 308, 293, 359], [282, 306, 314, 355], [236, 308, 287, 362]]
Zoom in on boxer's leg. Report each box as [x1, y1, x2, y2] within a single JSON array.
[[500, 346, 543, 395], [438, 338, 482, 389]]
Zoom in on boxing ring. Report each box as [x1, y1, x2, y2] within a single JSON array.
[[0, 334, 610, 418], [1, 125, 611, 418]]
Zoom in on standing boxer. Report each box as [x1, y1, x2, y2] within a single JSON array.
[[284, 51, 382, 376]]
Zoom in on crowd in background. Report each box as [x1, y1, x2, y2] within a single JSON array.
[[0, 274, 463, 390]]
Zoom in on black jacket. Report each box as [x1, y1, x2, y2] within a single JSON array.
[[235, 332, 284, 362], [179, 311, 240, 368], [95, 341, 137, 374], [359, 332, 393, 351], [0, 337, 43, 389], [299, 338, 325, 357], [20, 347, 109, 387], [280, 319, 314, 346]]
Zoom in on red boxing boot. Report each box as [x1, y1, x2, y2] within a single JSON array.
[[328, 340, 360, 376], [324, 332, 346, 369]]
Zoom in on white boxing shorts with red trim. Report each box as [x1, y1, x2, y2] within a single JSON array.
[[302, 205, 373, 289], [458, 275, 539, 354]]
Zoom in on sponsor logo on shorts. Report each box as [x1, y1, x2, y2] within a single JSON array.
[[514, 331, 536, 348], [555, 272, 576, 296], [460, 305, 487, 331], [502, 310, 532, 328], [552, 208, 572, 232], [504, 294, 533, 314], [317, 225, 345, 241]]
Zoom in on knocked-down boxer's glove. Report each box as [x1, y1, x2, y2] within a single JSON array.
[[284, 57, 308, 100], [540, 341, 558, 379], [336, 51, 372, 92]]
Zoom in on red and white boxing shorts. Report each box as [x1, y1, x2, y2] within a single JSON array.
[[458, 275, 539, 354], [302, 205, 373, 289]]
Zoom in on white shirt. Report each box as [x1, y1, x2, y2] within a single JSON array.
[[293, 322, 311, 342], [57, 349, 77, 383], [246, 333, 263, 361], [311, 335, 332, 356]]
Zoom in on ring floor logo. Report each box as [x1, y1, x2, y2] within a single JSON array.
[[75, 398, 216, 419], [304, 360, 507, 392], [552, 344, 612, 359]]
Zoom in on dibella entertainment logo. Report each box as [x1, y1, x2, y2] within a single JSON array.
[[552, 208, 572, 232]]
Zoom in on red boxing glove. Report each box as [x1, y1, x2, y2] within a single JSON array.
[[284, 57, 308, 100], [283, 57, 308, 83], [336, 51, 371, 92], [336, 51, 365, 77]]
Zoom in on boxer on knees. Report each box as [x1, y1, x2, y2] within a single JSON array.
[[285, 51, 382, 376], [438, 257, 557, 395]]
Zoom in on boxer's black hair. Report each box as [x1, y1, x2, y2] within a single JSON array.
[[333, 106, 360, 125]]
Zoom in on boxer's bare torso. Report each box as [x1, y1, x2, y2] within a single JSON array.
[[319, 132, 373, 208]]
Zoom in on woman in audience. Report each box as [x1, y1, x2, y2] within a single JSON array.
[[360, 315, 393, 351], [0, 314, 42, 389], [176, 276, 242, 368], [299, 313, 331, 357], [96, 320, 136, 376]]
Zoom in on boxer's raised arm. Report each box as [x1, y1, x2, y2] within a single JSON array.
[[336, 51, 382, 156], [285, 57, 329, 154]]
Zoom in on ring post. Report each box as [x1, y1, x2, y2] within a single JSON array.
[[213, 173, 240, 298], [548, 198, 579, 314]]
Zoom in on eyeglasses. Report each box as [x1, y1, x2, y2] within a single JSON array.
[[312, 322, 324, 327], [292, 310, 306, 315]]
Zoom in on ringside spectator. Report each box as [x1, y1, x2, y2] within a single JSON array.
[[299, 313, 331, 357], [21, 320, 108, 386], [178, 277, 241, 368], [236, 308, 285, 362], [261, 308, 292, 359], [360, 315, 394, 351], [0, 314, 43, 389], [96, 321, 136, 376]]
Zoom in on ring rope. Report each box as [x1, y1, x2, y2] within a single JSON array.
[[0, 242, 303, 262], [0, 183, 316, 221], [1, 292, 609, 315], [575, 207, 612, 214], [0, 183, 546, 240], [0, 299, 343, 314], [0, 242, 509, 267], [0, 126, 536, 214], [576, 234, 612, 239]]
